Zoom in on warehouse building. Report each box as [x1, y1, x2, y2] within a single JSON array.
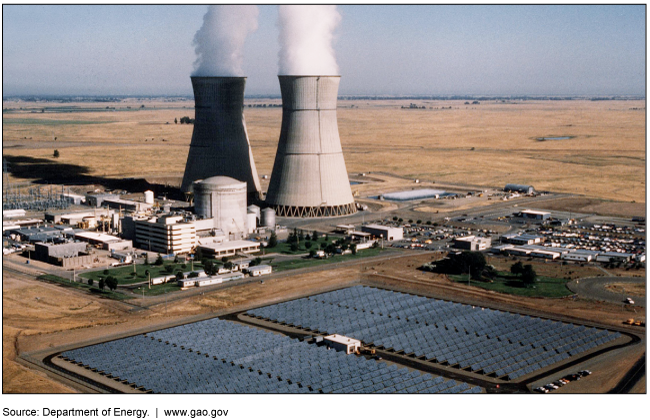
[[361, 225, 403, 241], [34, 241, 92, 267], [9, 226, 62, 243], [500, 233, 544, 245], [504, 184, 534, 194], [452, 236, 492, 251], [595, 252, 634, 263], [198, 240, 260, 258], [74, 231, 132, 252], [518, 209, 551, 220], [324, 334, 361, 355]]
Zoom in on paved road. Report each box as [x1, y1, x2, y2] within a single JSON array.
[[567, 276, 646, 307]]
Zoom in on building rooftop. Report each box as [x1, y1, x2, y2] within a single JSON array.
[[74, 231, 123, 243], [324, 334, 361, 346], [199, 240, 260, 251]]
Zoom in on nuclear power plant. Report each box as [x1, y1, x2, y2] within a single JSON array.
[[181, 77, 262, 203], [265, 76, 357, 217]]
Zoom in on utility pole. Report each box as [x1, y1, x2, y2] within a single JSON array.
[[468, 266, 471, 286]]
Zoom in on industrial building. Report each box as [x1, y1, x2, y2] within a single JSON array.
[[193, 176, 248, 240], [500, 233, 544, 245], [504, 184, 535, 194], [361, 225, 403, 241], [134, 215, 196, 255], [45, 209, 114, 227], [518, 209, 551, 220], [198, 240, 260, 258], [34, 241, 91, 267], [452, 236, 492, 251], [73, 231, 132, 252], [381, 189, 449, 201], [9, 226, 62, 243], [181, 77, 262, 202], [265, 76, 356, 218], [324, 334, 361, 354]]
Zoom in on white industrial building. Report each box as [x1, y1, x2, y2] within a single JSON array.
[[134, 215, 196, 255], [265, 76, 356, 218], [504, 184, 534, 194], [198, 240, 260, 258], [452, 235, 492, 251], [500, 233, 544, 245], [519, 209, 551, 220], [73, 231, 132, 252], [361, 225, 403, 241], [324, 334, 361, 354]]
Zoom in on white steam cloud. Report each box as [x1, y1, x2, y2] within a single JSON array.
[[278, 5, 342, 75], [192, 5, 259, 77]]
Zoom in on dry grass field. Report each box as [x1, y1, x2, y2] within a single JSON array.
[[2, 98, 645, 203]]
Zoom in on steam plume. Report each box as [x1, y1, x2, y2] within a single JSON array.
[[278, 5, 341, 75], [192, 5, 259, 77]]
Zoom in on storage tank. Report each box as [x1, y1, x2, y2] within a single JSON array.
[[265, 76, 356, 217], [193, 176, 247, 240], [247, 204, 261, 223], [144, 190, 154, 205], [181, 77, 262, 203], [247, 212, 257, 234], [261, 207, 276, 230]]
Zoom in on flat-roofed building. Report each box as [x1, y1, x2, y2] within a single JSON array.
[[324, 334, 361, 355], [361, 224, 403, 241], [134, 215, 196, 255], [519, 209, 551, 220], [452, 235, 492, 251], [198, 240, 260, 258], [504, 184, 534, 194], [34, 241, 92, 267], [74, 231, 132, 252], [248, 264, 272, 277]]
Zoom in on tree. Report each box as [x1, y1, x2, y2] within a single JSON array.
[[313, 231, 319, 242], [154, 254, 164, 266], [298, 230, 305, 242], [435, 251, 486, 279], [221, 256, 229, 263], [175, 271, 184, 281], [521, 264, 537, 286], [164, 264, 175, 274], [103, 269, 109, 275], [53, 149, 60, 158], [305, 241, 312, 249], [203, 260, 215, 275], [174, 118, 178, 124], [290, 242, 299, 252], [144, 253, 149, 265], [309, 249, 317, 258], [98, 278, 105, 291], [87, 278, 94, 286], [224, 261, 234, 271], [188, 271, 199, 278], [251, 257, 262, 266], [510, 261, 525, 277], [105, 276, 118, 291], [351, 243, 357, 255], [268, 231, 278, 248]]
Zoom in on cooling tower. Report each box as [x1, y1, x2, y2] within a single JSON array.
[[181, 77, 262, 203], [265, 76, 356, 217]]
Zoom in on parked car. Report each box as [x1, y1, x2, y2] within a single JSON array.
[[534, 386, 549, 393], [625, 297, 635, 305]]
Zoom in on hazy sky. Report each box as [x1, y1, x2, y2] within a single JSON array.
[[2, 5, 645, 96]]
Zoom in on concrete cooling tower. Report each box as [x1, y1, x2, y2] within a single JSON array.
[[265, 76, 356, 217], [181, 77, 262, 203]]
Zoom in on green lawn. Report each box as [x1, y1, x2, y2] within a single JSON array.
[[271, 247, 385, 272], [449, 272, 573, 298], [80, 262, 204, 286], [132, 282, 183, 296], [37, 274, 132, 301], [265, 235, 344, 255]]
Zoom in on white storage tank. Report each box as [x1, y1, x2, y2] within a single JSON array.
[[193, 176, 248, 240], [247, 204, 261, 222], [144, 190, 154, 205], [247, 212, 257, 234], [262, 207, 276, 230]]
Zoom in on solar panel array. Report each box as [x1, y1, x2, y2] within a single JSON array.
[[61, 317, 481, 394], [248, 286, 621, 380]]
